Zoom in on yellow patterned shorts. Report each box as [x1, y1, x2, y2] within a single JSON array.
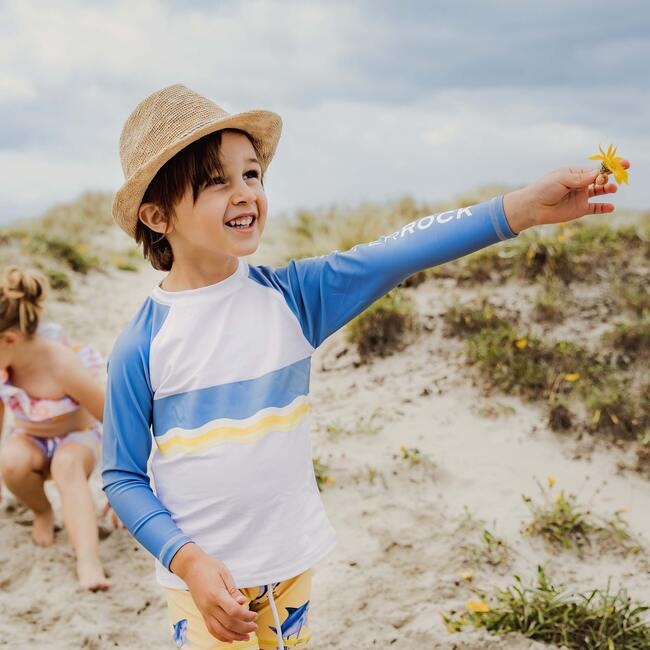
[[166, 570, 312, 650]]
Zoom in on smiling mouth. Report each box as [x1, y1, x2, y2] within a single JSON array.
[[225, 215, 257, 230]]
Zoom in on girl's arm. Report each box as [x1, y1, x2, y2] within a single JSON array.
[[101, 321, 192, 571], [55, 348, 105, 422]]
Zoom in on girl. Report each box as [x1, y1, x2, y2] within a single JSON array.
[[0, 266, 110, 591]]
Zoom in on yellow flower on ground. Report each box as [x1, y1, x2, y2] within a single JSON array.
[[589, 144, 629, 185], [515, 338, 528, 349], [547, 476, 556, 488], [564, 372, 580, 382], [466, 599, 490, 613]]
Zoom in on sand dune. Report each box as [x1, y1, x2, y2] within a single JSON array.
[[1, 250, 648, 649]]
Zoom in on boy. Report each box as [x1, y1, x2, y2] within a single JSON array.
[[103, 84, 626, 650]]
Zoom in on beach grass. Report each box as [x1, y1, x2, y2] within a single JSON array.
[[346, 290, 417, 362], [444, 566, 650, 649]]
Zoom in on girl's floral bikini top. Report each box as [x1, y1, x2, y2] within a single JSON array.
[[0, 323, 103, 423]]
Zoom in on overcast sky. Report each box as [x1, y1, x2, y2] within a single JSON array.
[[1, 0, 648, 224]]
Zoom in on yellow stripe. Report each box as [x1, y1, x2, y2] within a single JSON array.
[[157, 403, 310, 456]]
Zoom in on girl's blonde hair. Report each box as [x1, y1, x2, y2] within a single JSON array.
[[0, 266, 48, 336]]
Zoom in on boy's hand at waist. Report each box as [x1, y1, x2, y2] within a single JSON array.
[[170, 543, 258, 643], [503, 160, 630, 234]]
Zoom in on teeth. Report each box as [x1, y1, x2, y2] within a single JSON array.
[[227, 216, 254, 227]]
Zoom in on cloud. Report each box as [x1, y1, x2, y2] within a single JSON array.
[[0, 0, 648, 223]]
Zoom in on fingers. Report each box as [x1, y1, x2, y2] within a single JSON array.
[[588, 181, 618, 198], [559, 167, 599, 190], [205, 614, 255, 643], [222, 573, 254, 615], [587, 202, 615, 215], [215, 605, 258, 635], [204, 596, 258, 643], [220, 596, 257, 623]]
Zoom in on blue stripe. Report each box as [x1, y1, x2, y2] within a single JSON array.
[[152, 356, 312, 435], [490, 195, 516, 240]]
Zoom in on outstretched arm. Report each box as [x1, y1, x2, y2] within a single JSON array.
[[258, 163, 628, 350]]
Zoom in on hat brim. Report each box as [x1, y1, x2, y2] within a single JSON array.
[[112, 109, 282, 237]]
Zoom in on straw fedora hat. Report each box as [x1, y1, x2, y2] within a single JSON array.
[[112, 84, 282, 237]]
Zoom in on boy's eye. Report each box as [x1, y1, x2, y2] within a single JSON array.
[[207, 170, 259, 187]]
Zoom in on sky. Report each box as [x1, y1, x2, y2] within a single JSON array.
[[1, 0, 649, 224]]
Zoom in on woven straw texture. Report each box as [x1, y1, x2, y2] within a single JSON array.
[[113, 84, 282, 237]]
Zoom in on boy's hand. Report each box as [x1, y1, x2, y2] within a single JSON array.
[[170, 543, 258, 643], [503, 160, 630, 233]]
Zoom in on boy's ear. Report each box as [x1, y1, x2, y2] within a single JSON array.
[[138, 203, 173, 235]]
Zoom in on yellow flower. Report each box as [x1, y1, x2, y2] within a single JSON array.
[[515, 338, 528, 349], [589, 144, 629, 185], [564, 373, 580, 382], [547, 476, 556, 488], [466, 599, 490, 613]]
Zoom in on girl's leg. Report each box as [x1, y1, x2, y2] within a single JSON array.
[[49, 441, 110, 591], [0, 434, 54, 546]]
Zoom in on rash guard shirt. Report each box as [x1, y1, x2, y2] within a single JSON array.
[[102, 195, 517, 589]]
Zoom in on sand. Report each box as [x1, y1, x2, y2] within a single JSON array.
[[1, 250, 648, 649]]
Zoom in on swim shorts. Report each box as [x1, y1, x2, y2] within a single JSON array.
[[20, 423, 102, 464], [165, 569, 312, 649]]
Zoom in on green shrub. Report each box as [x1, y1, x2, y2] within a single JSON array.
[[585, 380, 642, 439], [522, 481, 638, 555], [312, 457, 334, 491], [602, 320, 650, 360], [442, 298, 515, 336], [346, 291, 416, 362], [459, 529, 511, 569], [611, 276, 650, 316], [24, 233, 101, 274], [445, 566, 650, 649], [444, 300, 647, 439], [44, 268, 71, 291], [533, 278, 567, 323]]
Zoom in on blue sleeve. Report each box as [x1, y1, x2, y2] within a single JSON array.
[[101, 309, 192, 569], [261, 196, 517, 348]]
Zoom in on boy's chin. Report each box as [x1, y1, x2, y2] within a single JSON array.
[[227, 241, 259, 257]]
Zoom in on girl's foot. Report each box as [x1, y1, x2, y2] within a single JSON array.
[[76, 555, 111, 591], [32, 507, 55, 546]]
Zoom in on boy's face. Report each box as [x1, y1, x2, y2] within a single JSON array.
[[167, 131, 267, 260]]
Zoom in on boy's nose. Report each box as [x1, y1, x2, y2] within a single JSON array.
[[231, 181, 256, 205]]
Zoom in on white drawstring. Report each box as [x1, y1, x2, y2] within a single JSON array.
[[266, 583, 284, 650]]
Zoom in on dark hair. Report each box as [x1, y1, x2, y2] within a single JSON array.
[[136, 129, 263, 271]]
